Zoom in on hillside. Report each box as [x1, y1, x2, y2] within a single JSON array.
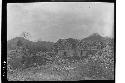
[[7, 33, 114, 81], [7, 37, 54, 54]]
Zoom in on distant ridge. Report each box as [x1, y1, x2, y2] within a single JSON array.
[[7, 37, 30, 50], [7, 37, 54, 52], [81, 33, 104, 42], [7, 33, 113, 52]]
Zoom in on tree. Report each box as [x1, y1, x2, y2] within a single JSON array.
[[17, 40, 23, 47], [20, 32, 31, 40]]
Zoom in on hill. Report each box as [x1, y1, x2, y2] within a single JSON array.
[[7, 37, 54, 55], [7, 33, 114, 80]]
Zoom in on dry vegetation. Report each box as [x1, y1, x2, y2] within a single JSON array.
[[7, 33, 114, 81]]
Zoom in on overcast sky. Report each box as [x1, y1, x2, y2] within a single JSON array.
[[7, 2, 114, 42]]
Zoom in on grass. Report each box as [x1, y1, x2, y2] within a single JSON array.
[[7, 60, 78, 81], [7, 57, 113, 81]]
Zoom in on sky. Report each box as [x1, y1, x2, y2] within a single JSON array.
[[7, 2, 114, 42]]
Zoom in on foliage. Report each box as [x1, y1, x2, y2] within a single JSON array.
[[7, 33, 114, 80]]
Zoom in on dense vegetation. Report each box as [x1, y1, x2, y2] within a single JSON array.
[[7, 33, 114, 81]]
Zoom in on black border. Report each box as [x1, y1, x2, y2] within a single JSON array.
[[6, 0, 115, 3], [114, 1, 116, 82], [2, 0, 7, 82], [2, 0, 116, 83]]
